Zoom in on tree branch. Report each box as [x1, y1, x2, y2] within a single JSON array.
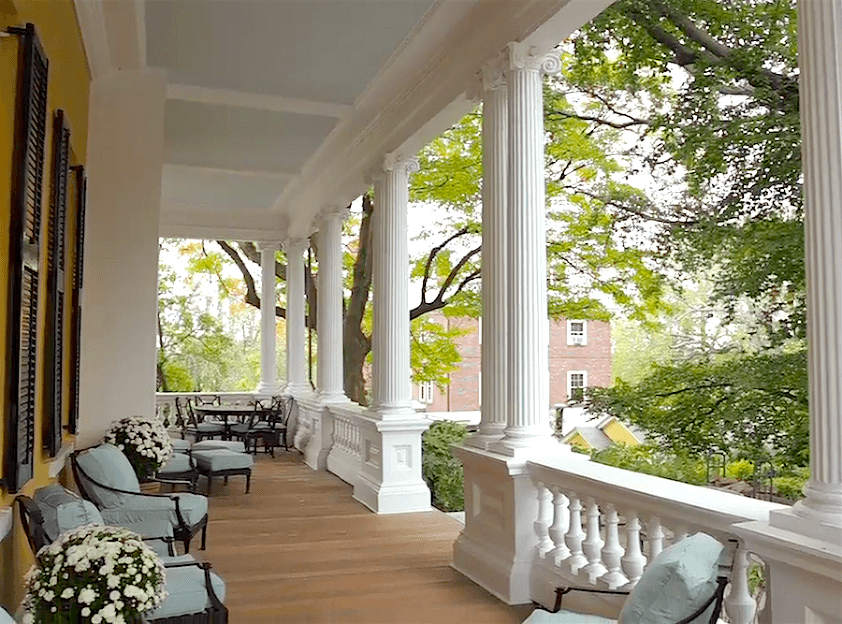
[[217, 240, 285, 318]]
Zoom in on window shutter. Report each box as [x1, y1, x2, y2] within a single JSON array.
[[44, 110, 70, 456], [4, 23, 48, 492], [68, 166, 86, 434]]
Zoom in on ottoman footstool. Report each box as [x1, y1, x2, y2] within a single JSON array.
[[191, 449, 253, 495]]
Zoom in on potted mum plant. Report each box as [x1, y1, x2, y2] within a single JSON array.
[[103, 416, 174, 481], [22, 524, 167, 623]]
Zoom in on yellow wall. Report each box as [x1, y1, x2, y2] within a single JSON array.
[[0, 0, 90, 610], [602, 419, 640, 447], [565, 431, 593, 452]]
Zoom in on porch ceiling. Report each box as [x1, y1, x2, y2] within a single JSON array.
[[78, 0, 615, 241]]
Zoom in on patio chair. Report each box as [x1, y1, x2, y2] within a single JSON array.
[[16, 488, 228, 624], [180, 397, 225, 442], [525, 532, 729, 624], [71, 444, 209, 553], [157, 451, 199, 493]]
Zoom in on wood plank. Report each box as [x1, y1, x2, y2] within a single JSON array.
[[192, 453, 532, 624]]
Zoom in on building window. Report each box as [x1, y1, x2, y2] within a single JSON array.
[[419, 381, 434, 404], [568, 371, 587, 402], [567, 320, 587, 346]]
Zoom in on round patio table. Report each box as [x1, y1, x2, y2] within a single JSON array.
[[193, 404, 268, 440]]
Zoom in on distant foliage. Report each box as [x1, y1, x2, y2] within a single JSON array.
[[590, 444, 708, 485], [422, 421, 469, 512]]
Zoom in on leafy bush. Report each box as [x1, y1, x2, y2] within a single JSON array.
[[422, 421, 469, 512], [725, 459, 755, 480], [590, 444, 707, 485], [774, 475, 806, 500]]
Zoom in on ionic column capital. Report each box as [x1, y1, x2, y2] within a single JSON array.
[[255, 241, 281, 254], [283, 237, 308, 254], [506, 41, 561, 76], [366, 154, 419, 184], [468, 53, 508, 102], [317, 204, 351, 228]]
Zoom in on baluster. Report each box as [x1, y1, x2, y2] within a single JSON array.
[[534, 482, 554, 557], [672, 523, 689, 544], [647, 516, 664, 563], [621, 511, 646, 587], [581, 498, 608, 583], [724, 543, 756, 624], [549, 487, 570, 565], [599, 505, 628, 589], [564, 493, 588, 573]]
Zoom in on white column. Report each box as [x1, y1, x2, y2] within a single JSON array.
[[353, 154, 431, 514], [795, 0, 842, 524], [316, 207, 348, 403], [79, 70, 165, 447], [468, 55, 508, 449], [735, 5, 842, 622], [285, 238, 309, 396], [256, 242, 280, 395], [369, 156, 417, 417], [492, 42, 561, 456]]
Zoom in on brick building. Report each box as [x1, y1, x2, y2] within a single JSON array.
[[414, 317, 612, 412]]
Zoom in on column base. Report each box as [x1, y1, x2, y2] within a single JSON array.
[[352, 412, 431, 514], [464, 432, 505, 450], [490, 433, 568, 458], [734, 509, 842, 624], [254, 382, 281, 396]]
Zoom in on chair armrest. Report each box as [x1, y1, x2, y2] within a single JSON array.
[[163, 560, 227, 613], [544, 586, 631, 614]]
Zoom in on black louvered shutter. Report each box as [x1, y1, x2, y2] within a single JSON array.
[[68, 166, 86, 434], [4, 23, 48, 492], [44, 110, 69, 456]]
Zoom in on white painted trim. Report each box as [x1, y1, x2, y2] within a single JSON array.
[[48, 442, 76, 479], [567, 370, 587, 400], [566, 319, 587, 346], [73, 0, 112, 79], [164, 164, 295, 180], [166, 84, 352, 119], [0, 506, 12, 542]]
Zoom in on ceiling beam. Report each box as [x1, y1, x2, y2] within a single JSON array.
[[166, 84, 353, 119], [163, 164, 297, 181]]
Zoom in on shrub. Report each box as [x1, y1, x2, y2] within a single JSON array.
[[590, 444, 707, 485], [725, 459, 755, 481], [422, 421, 469, 512]]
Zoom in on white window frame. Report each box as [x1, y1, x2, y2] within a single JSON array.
[[567, 320, 588, 346], [567, 370, 588, 401], [419, 381, 434, 404]]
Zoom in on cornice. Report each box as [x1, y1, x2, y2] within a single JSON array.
[[73, 0, 112, 79]]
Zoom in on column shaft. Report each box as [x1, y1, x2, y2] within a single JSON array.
[[494, 45, 559, 455], [371, 158, 417, 416], [285, 239, 309, 395], [256, 244, 279, 394], [797, 0, 842, 519], [317, 210, 347, 402], [469, 59, 508, 448]]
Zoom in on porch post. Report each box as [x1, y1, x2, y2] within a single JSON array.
[[353, 155, 431, 514], [735, 3, 842, 621], [467, 55, 508, 449], [256, 242, 280, 395], [284, 238, 310, 397], [316, 207, 348, 403], [492, 42, 562, 456]]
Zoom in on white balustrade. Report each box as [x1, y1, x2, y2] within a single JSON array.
[[326, 403, 364, 485], [528, 457, 785, 622], [155, 391, 258, 430]]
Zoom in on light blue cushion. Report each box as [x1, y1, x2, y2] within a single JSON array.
[[192, 440, 246, 453], [619, 532, 724, 624], [171, 438, 191, 454], [158, 453, 193, 474], [145, 564, 226, 620], [0, 607, 15, 624], [523, 610, 611, 624], [33, 484, 103, 540], [75, 444, 140, 508], [99, 492, 208, 540], [192, 449, 253, 471]]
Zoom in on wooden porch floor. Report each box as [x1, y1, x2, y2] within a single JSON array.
[[193, 452, 532, 624]]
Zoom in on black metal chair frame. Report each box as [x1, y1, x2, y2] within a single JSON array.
[[235, 396, 292, 457], [180, 397, 225, 443], [71, 450, 208, 553], [156, 454, 200, 494], [15, 496, 227, 624], [194, 459, 252, 496], [537, 540, 735, 624]]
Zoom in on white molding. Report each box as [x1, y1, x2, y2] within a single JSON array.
[[73, 0, 112, 79], [0, 506, 12, 543], [166, 84, 352, 119]]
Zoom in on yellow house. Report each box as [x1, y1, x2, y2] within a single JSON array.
[[562, 416, 644, 452]]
